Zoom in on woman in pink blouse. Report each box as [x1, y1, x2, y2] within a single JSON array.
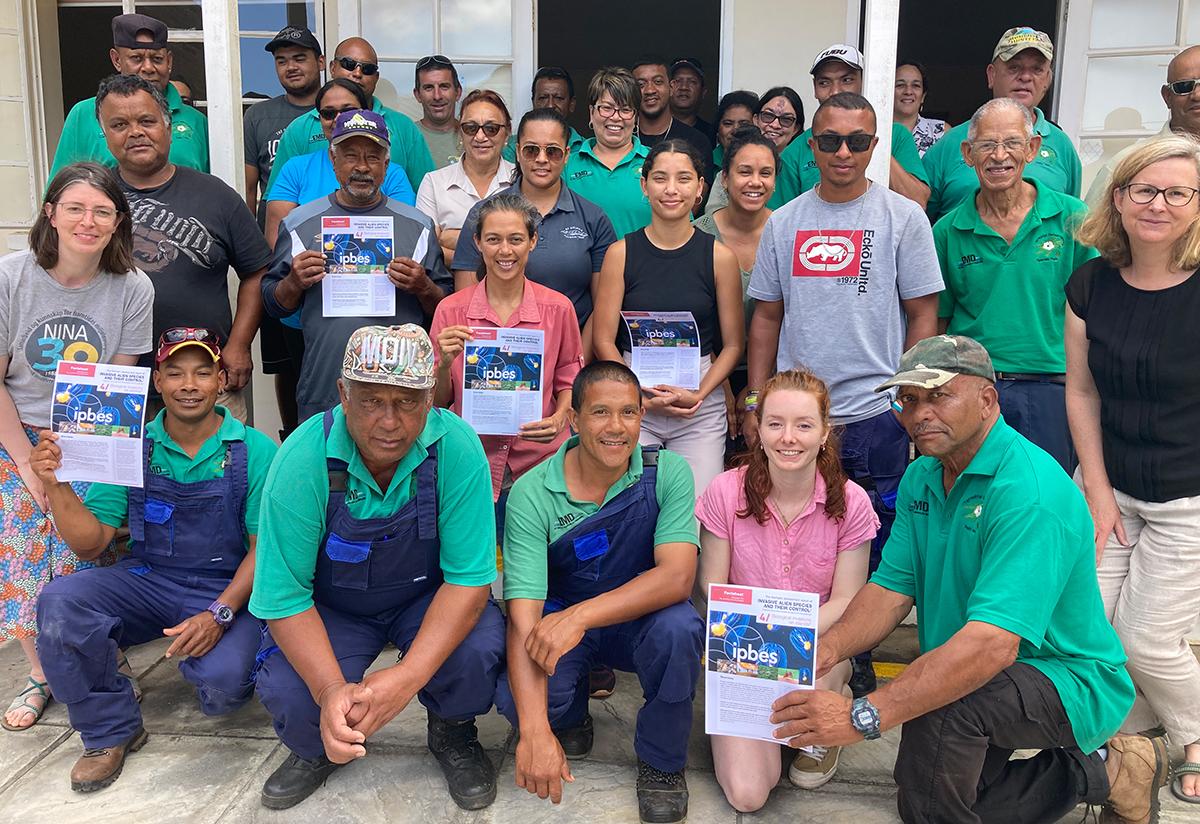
[[697, 368, 877, 812]]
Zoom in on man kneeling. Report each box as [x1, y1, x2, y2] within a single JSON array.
[[496, 361, 704, 824], [770, 335, 1169, 824], [33, 329, 277, 791]]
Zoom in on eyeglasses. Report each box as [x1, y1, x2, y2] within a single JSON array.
[[335, 56, 379, 76], [593, 102, 636, 120], [970, 138, 1028, 156], [318, 105, 358, 121], [1122, 183, 1200, 207], [519, 143, 566, 162], [461, 121, 505, 137], [755, 110, 797, 129], [55, 202, 119, 225], [813, 133, 875, 153], [416, 54, 453, 72], [1166, 77, 1200, 96]]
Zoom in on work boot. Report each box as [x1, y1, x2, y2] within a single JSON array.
[[554, 713, 594, 759], [260, 751, 343, 810], [589, 664, 617, 699], [1103, 732, 1170, 824], [848, 656, 876, 698], [427, 713, 496, 810], [70, 726, 149, 792], [636, 758, 688, 823]]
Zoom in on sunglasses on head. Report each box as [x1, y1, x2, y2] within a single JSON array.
[[461, 121, 504, 137], [519, 143, 565, 162], [156, 327, 222, 360], [335, 56, 379, 76], [417, 54, 453, 71], [814, 133, 874, 153], [1166, 77, 1200, 96]]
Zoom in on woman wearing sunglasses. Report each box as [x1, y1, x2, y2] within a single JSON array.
[[453, 108, 617, 360], [416, 89, 517, 268], [1, 163, 154, 731]]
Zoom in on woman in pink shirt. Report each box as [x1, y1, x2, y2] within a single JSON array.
[[432, 193, 584, 521], [697, 368, 877, 812]]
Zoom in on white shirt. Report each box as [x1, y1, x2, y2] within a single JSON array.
[[415, 157, 516, 231]]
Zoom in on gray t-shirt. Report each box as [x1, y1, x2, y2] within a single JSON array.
[[0, 250, 154, 427], [417, 121, 463, 170], [748, 183, 943, 423], [244, 95, 312, 225]]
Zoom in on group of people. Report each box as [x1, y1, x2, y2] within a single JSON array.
[[0, 10, 1196, 824]]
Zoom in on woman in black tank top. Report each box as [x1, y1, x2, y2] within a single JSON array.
[[592, 139, 745, 496]]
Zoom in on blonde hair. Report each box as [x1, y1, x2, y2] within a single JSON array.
[[1076, 134, 1200, 269]]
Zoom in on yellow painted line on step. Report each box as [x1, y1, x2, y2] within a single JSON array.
[[874, 662, 908, 679]]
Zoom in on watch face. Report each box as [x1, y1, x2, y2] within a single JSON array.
[[215, 606, 234, 625]]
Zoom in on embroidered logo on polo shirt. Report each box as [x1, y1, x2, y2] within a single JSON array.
[[958, 253, 982, 269], [1038, 146, 1057, 162], [907, 499, 929, 515], [561, 226, 588, 239], [569, 170, 593, 181], [344, 489, 365, 505], [1035, 233, 1064, 262], [961, 495, 984, 532], [556, 512, 583, 528]]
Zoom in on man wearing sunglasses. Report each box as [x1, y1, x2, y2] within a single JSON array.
[[773, 44, 930, 210], [414, 55, 464, 170], [50, 12, 209, 180], [31, 328, 278, 792], [265, 37, 435, 204], [924, 28, 1082, 223]]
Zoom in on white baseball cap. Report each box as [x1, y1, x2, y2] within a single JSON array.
[[811, 44, 865, 74]]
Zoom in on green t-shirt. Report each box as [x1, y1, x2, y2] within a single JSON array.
[[501, 436, 698, 601], [83, 406, 277, 547], [923, 107, 1082, 223], [564, 138, 651, 239], [934, 181, 1098, 373], [418, 121, 463, 170], [871, 417, 1134, 753], [263, 97, 436, 201], [50, 82, 209, 181], [249, 405, 496, 620], [771, 122, 928, 208], [501, 127, 585, 164]]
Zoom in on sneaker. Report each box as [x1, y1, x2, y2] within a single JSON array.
[[1103, 733, 1170, 824], [70, 726, 149, 792], [554, 713, 594, 759], [427, 713, 496, 810], [589, 664, 617, 699], [848, 657, 877, 698], [260, 751, 343, 810], [636, 759, 688, 823], [788, 745, 841, 790]]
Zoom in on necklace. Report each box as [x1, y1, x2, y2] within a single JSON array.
[[813, 181, 870, 244]]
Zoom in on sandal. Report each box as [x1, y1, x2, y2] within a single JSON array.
[[1171, 761, 1200, 804], [2, 676, 51, 731], [116, 651, 143, 703]]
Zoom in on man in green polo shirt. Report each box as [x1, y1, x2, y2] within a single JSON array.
[[770, 335, 1166, 824], [923, 27, 1082, 223], [494, 360, 702, 824], [49, 13, 209, 180], [934, 98, 1097, 473], [773, 44, 929, 209], [250, 324, 504, 812], [264, 37, 435, 199]]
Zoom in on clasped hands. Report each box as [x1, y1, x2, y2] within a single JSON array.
[[317, 665, 421, 763]]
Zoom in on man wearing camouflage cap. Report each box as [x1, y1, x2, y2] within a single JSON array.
[[250, 324, 504, 811], [769, 336, 1169, 823]]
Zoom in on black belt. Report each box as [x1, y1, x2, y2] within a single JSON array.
[[994, 372, 1066, 384]]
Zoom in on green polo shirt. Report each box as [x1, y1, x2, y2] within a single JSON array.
[[501, 127, 585, 164], [872, 417, 1134, 752], [249, 405, 496, 620], [770, 122, 928, 208], [923, 107, 1082, 223], [934, 181, 1098, 374], [564, 138, 651, 238], [263, 97, 436, 201], [501, 436, 698, 601], [83, 406, 277, 547], [49, 82, 209, 181]]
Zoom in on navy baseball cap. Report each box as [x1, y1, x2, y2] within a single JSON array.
[[112, 13, 168, 50], [265, 26, 322, 55]]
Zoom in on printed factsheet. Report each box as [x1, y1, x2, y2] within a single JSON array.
[[461, 328, 545, 435], [705, 583, 820, 744], [621, 311, 700, 389], [320, 215, 396, 317], [50, 361, 151, 487]]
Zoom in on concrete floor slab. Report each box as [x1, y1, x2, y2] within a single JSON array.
[[0, 723, 72, 791]]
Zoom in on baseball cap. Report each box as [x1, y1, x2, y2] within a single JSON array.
[[112, 13, 168, 50], [811, 44, 865, 74], [264, 26, 322, 55], [330, 109, 390, 148], [875, 335, 995, 392], [155, 327, 222, 366], [669, 58, 704, 80], [342, 325, 435, 390], [993, 27, 1054, 63]]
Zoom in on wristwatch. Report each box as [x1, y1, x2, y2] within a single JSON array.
[[850, 696, 881, 740], [207, 600, 235, 628], [744, 390, 760, 412]]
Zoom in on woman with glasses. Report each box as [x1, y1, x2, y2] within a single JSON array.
[[564, 67, 652, 239], [416, 89, 517, 268], [703, 90, 759, 217], [1067, 134, 1200, 804], [1, 163, 153, 731], [453, 108, 617, 360], [894, 60, 948, 157], [753, 87, 804, 152]]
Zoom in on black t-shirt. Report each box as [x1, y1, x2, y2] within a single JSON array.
[[619, 228, 717, 355], [638, 119, 714, 180], [1065, 257, 1200, 501], [243, 95, 311, 226]]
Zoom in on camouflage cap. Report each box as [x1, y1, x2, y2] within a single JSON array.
[[342, 325, 435, 390], [875, 335, 995, 392], [992, 27, 1053, 63]]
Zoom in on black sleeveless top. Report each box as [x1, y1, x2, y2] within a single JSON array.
[[618, 228, 718, 356]]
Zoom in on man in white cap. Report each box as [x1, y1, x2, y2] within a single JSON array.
[[251, 323, 504, 811]]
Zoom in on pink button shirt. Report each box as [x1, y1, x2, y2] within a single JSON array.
[[432, 278, 583, 499], [696, 467, 879, 604]]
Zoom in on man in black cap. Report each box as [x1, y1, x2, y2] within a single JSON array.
[[50, 12, 209, 178], [668, 58, 714, 143]]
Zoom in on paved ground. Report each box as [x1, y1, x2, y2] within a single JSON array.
[[0, 635, 1196, 824]]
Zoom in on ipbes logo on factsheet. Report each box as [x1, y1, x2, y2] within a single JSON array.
[[791, 230, 863, 277]]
